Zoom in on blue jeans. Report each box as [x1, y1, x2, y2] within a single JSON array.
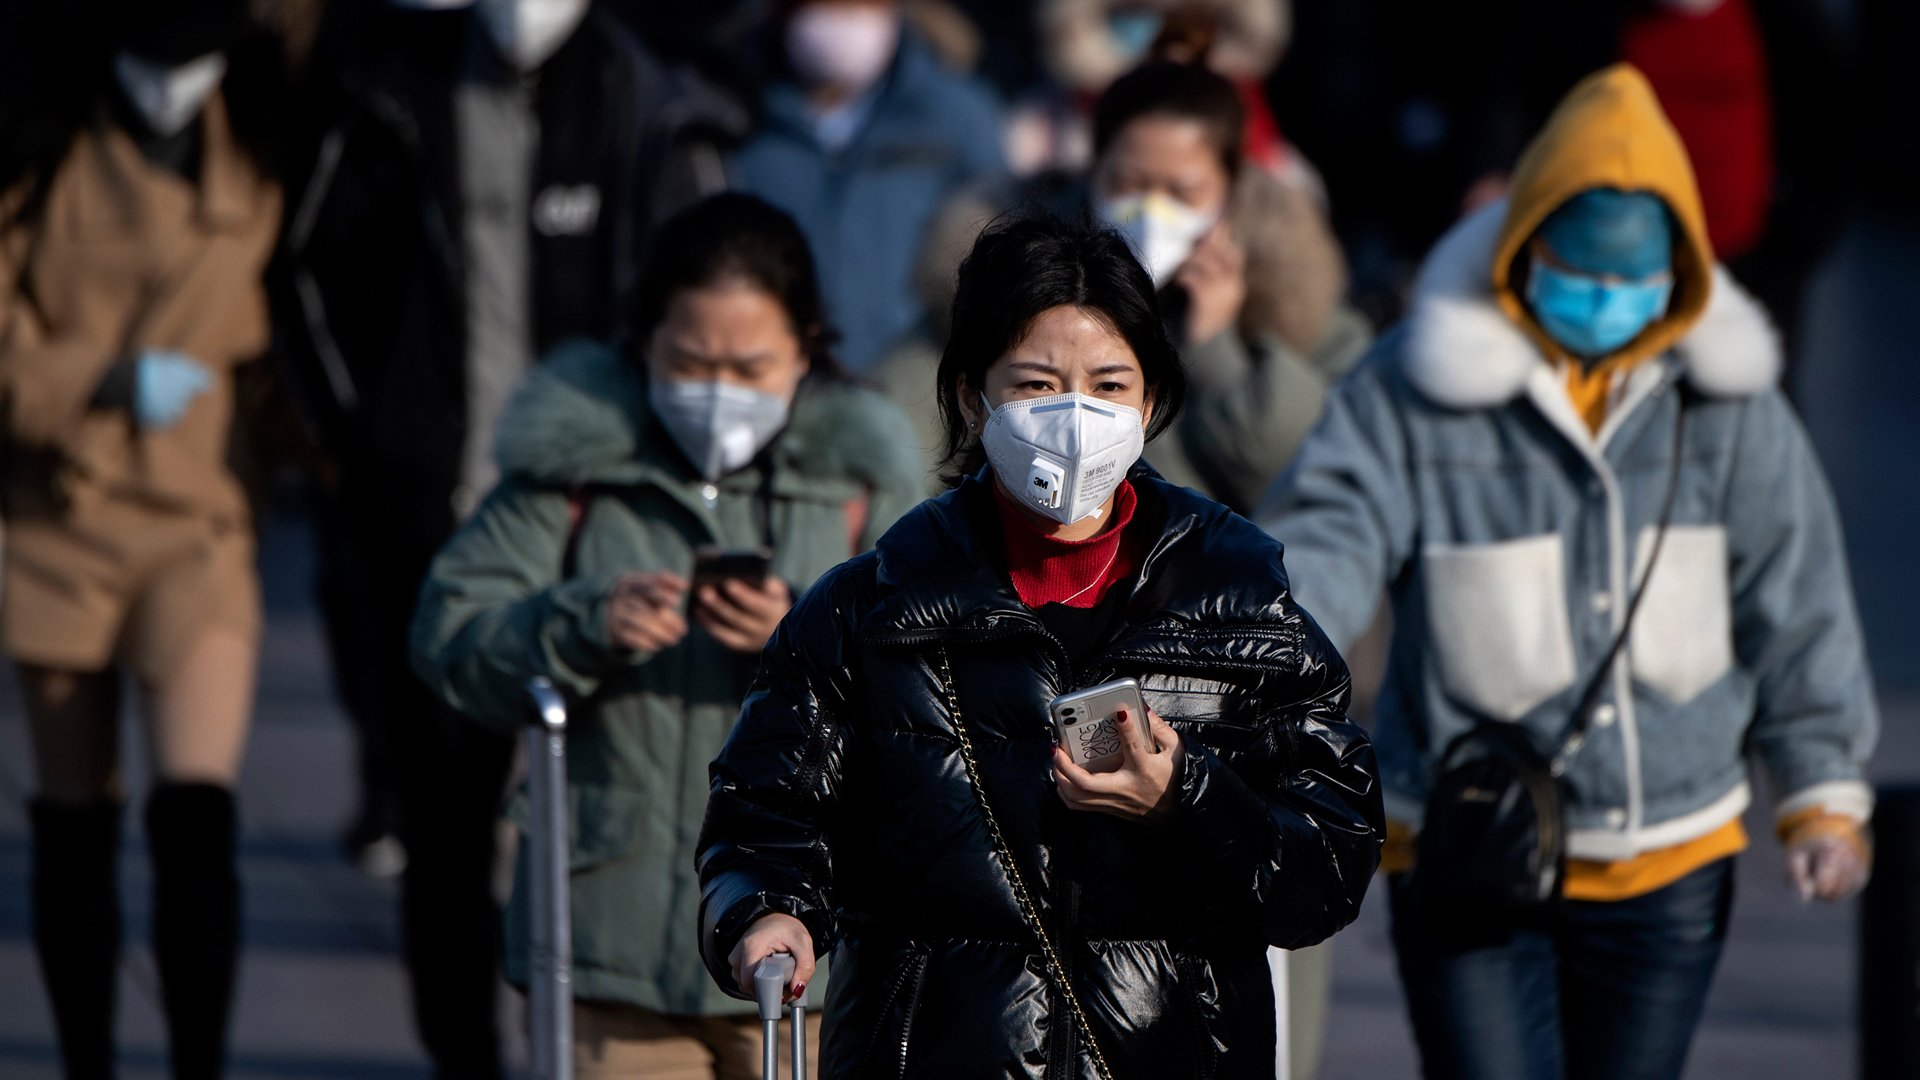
[[1388, 857, 1734, 1080]]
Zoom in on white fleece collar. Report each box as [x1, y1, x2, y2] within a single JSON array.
[[1402, 198, 1782, 410]]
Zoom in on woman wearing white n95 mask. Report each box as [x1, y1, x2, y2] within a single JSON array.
[[1091, 60, 1369, 516], [695, 215, 1383, 1079]]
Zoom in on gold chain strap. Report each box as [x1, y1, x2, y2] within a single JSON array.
[[934, 646, 1117, 1080]]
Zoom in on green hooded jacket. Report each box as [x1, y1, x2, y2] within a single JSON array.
[[410, 340, 926, 1015]]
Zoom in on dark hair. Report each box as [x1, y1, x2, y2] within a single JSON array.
[[632, 192, 845, 379], [936, 215, 1186, 483], [1091, 61, 1245, 180]]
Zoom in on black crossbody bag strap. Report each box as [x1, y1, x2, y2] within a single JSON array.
[[1549, 385, 1690, 777]]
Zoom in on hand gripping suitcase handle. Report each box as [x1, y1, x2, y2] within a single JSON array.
[[754, 953, 807, 1078]]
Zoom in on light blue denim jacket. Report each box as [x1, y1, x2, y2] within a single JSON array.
[[1257, 204, 1877, 860]]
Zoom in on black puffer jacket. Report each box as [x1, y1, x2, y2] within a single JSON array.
[[698, 467, 1383, 1078]]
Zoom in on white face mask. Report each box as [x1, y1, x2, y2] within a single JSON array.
[[786, 4, 900, 93], [1096, 192, 1217, 287], [650, 379, 793, 481], [114, 52, 227, 138], [476, 0, 590, 71], [980, 392, 1145, 525]]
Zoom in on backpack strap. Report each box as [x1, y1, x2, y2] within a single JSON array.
[[561, 485, 592, 578]]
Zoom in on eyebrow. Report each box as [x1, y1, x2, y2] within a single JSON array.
[[664, 343, 774, 366], [1004, 359, 1137, 377]]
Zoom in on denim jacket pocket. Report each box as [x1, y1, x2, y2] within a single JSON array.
[[1420, 534, 1578, 721], [1628, 525, 1734, 704]]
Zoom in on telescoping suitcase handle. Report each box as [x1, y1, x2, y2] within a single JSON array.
[[754, 953, 808, 1080], [525, 678, 573, 1080]]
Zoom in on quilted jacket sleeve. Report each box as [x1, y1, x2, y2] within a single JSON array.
[[1160, 598, 1385, 950], [696, 558, 867, 997]]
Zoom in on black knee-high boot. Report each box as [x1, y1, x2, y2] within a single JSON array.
[[30, 798, 123, 1080], [145, 783, 240, 1080]]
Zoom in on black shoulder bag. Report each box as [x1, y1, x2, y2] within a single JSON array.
[[1407, 394, 1688, 940]]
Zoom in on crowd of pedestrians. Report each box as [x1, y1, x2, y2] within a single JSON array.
[[0, 1, 1884, 1078]]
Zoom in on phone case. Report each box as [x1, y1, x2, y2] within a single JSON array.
[[1049, 678, 1144, 773]]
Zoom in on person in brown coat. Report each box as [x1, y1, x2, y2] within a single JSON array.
[[0, 2, 281, 1076]]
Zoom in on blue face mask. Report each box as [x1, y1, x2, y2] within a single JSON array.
[[1525, 258, 1673, 360], [1107, 11, 1164, 62]]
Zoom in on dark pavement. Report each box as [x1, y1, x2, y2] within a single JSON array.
[[0, 210, 1914, 1078]]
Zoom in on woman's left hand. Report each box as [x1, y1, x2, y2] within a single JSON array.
[[1052, 706, 1186, 820], [695, 575, 794, 654]]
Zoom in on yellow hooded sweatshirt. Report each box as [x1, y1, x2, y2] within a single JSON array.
[[1493, 63, 1715, 435]]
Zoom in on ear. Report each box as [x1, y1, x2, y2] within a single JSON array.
[[956, 373, 986, 433]]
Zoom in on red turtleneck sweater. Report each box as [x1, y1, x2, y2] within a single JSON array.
[[993, 481, 1140, 609]]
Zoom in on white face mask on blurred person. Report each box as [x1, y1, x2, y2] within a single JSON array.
[[1096, 192, 1217, 287], [114, 52, 227, 138], [650, 379, 793, 481], [476, 0, 590, 71], [786, 3, 900, 93]]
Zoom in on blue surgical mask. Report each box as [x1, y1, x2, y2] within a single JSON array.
[[1107, 11, 1164, 62], [1525, 258, 1673, 360]]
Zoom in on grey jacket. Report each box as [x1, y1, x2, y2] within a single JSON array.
[[1257, 205, 1877, 860]]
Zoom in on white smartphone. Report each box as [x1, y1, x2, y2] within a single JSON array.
[[1048, 677, 1145, 774]]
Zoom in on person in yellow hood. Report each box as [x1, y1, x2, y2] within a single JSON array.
[[1260, 64, 1875, 1079]]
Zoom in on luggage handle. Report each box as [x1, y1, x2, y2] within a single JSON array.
[[753, 953, 807, 1079], [525, 678, 573, 1080]]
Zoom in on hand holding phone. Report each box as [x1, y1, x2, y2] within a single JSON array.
[[1049, 678, 1147, 774], [606, 571, 689, 654], [690, 547, 789, 654], [1048, 678, 1185, 820], [691, 546, 774, 595]]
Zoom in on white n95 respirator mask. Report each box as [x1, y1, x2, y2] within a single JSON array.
[[1096, 192, 1216, 286], [980, 392, 1145, 525]]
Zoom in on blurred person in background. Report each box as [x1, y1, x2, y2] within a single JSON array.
[[1085, 60, 1366, 517], [0, 0, 284, 1076], [876, 61, 1366, 515], [697, 214, 1383, 1079], [1028, 0, 1313, 191], [411, 193, 924, 1078], [1260, 65, 1876, 1080], [730, 0, 1005, 374], [278, 1, 743, 1073]]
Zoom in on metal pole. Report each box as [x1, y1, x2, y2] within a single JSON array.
[[526, 677, 573, 1080], [755, 954, 796, 1080], [791, 995, 807, 1080]]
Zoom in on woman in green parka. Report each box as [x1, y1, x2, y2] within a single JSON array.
[[409, 193, 925, 1077]]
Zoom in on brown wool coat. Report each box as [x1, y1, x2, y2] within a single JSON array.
[[0, 92, 281, 665]]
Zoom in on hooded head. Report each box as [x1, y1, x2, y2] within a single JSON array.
[[1491, 64, 1714, 377]]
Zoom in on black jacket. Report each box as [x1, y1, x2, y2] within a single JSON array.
[[698, 468, 1384, 1079], [277, 6, 743, 545]]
